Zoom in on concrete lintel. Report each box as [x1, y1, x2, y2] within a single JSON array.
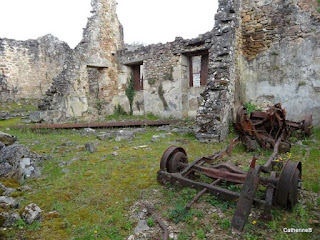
[[181, 48, 209, 56], [122, 57, 146, 66], [86, 64, 109, 68]]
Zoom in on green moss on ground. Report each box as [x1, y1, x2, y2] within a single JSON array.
[[0, 119, 319, 239]]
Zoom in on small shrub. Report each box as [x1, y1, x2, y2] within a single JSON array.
[[14, 219, 27, 230], [27, 221, 42, 231], [195, 229, 206, 239], [178, 233, 190, 240], [168, 204, 192, 223], [113, 104, 127, 116], [218, 219, 231, 230], [243, 102, 261, 115], [125, 74, 135, 115], [147, 217, 155, 227], [123, 220, 133, 230]]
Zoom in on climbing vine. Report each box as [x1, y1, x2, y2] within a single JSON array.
[[158, 83, 168, 109]]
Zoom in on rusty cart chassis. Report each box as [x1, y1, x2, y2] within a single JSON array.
[[157, 104, 311, 231]]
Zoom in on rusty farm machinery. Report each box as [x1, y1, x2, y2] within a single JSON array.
[[157, 104, 312, 231]]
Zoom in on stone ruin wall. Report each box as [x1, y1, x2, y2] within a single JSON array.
[[118, 33, 214, 118], [37, 0, 124, 123], [0, 0, 319, 139], [238, 0, 320, 125], [195, 0, 239, 142], [196, 0, 320, 142], [0, 35, 70, 102]]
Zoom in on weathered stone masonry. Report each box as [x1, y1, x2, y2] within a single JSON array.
[[0, 35, 70, 101], [37, 0, 124, 122], [1, 0, 320, 142], [196, 0, 320, 141], [118, 33, 214, 118], [238, 0, 320, 125], [195, 0, 239, 142]]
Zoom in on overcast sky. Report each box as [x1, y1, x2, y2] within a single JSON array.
[[0, 0, 218, 48]]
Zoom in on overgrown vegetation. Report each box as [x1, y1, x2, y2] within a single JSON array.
[[125, 74, 135, 115], [0, 114, 319, 239], [105, 112, 159, 121], [158, 83, 168, 109], [164, 66, 174, 81], [148, 77, 157, 86], [244, 102, 261, 114], [113, 104, 127, 116]]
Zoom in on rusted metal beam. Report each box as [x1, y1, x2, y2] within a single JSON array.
[[231, 158, 260, 231], [145, 204, 169, 240], [158, 170, 265, 207], [261, 171, 276, 220], [178, 162, 277, 186], [185, 163, 246, 184], [185, 179, 222, 210], [21, 119, 180, 129], [262, 131, 284, 171]]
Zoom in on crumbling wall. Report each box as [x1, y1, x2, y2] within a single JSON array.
[[119, 34, 213, 118], [238, 0, 320, 125], [38, 0, 124, 122], [195, 0, 239, 142], [0, 35, 70, 101]]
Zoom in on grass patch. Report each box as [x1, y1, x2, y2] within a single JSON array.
[[105, 112, 160, 121], [244, 102, 261, 114], [1, 118, 319, 239]]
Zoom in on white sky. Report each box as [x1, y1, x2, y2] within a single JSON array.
[[0, 0, 218, 48]]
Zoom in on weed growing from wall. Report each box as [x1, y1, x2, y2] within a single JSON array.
[[113, 104, 127, 116], [164, 66, 174, 81]]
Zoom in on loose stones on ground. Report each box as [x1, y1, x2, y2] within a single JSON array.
[[0, 131, 17, 145], [115, 130, 135, 142], [84, 142, 97, 153], [0, 196, 18, 208], [0, 143, 42, 181], [21, 203, 42, 224]]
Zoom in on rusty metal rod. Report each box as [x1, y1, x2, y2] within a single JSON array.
[[178, 162, 278, 185], [186, 179, 222, 210], [263, 131, 284, 171], [145, 204, 169, 240], [181, 157, 204, 176], [207, 137, 239, 161], [19, 119, 180, 129], [158, 171, 266, 207]]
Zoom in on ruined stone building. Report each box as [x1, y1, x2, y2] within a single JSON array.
[[0, 0, 320, 142]]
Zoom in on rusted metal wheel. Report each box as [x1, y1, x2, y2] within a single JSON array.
[[160, 146, 188, 173], [304, 114, 312, 136], [275, 160, 302, 208]]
